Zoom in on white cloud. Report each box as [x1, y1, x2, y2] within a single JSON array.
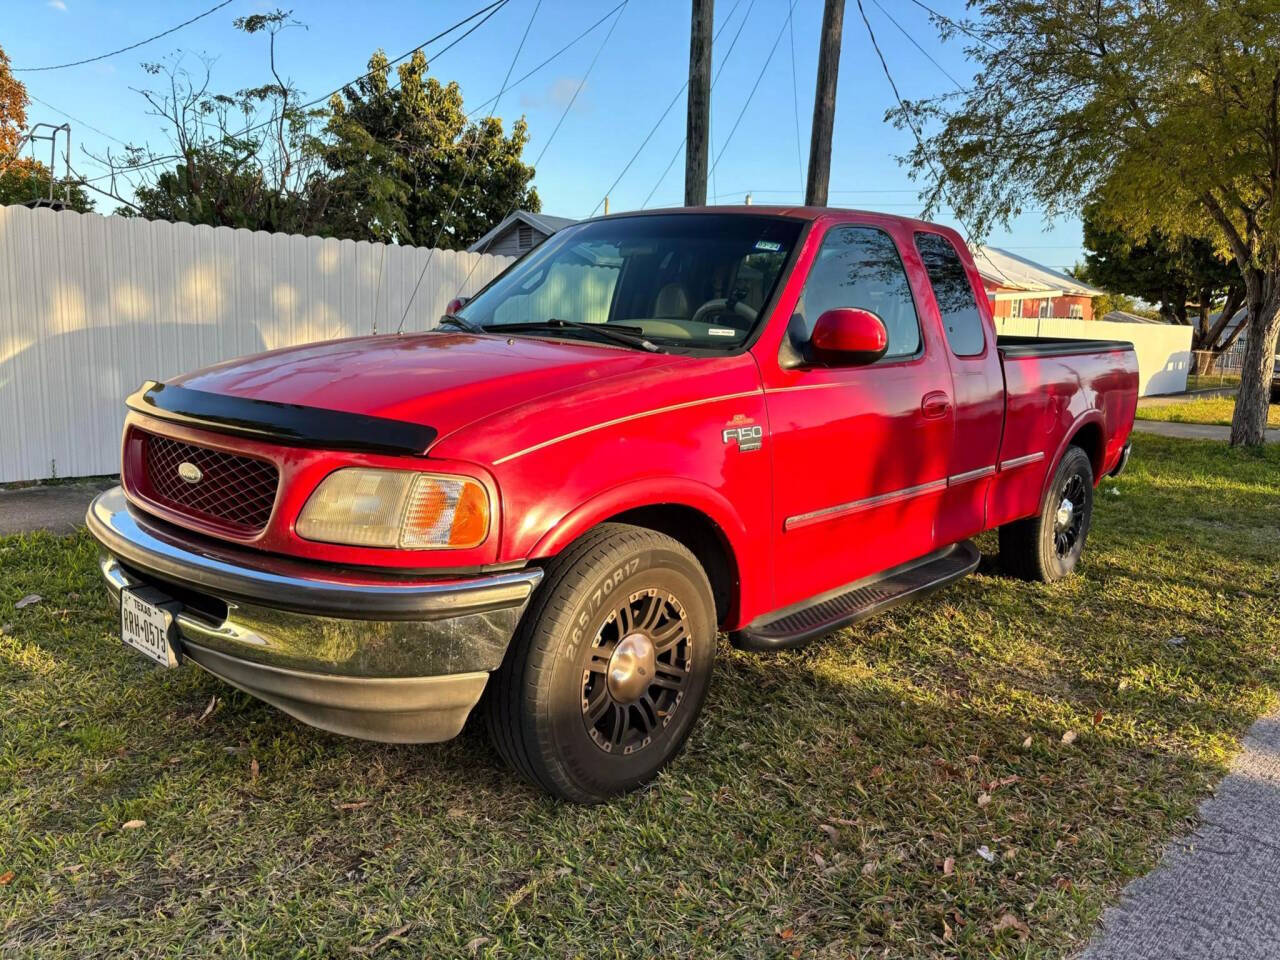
[[520, 76, 587, 111], [47, 0, 68, 10]]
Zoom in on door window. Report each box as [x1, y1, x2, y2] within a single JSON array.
[[793, 226, 921, 359], [914, 232, 986, 356]]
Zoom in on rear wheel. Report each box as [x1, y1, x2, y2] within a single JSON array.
[[484, 523, 716, 803], [999, 445, 1094, 582]]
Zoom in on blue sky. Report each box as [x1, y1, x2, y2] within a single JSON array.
[[7, 0, 1084, 270]]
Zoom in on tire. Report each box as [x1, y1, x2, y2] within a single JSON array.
[[998, 445, 1094, 582], [484, 522, 716, 803]]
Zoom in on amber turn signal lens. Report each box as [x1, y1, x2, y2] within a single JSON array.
[[400, 475, 489, 548]]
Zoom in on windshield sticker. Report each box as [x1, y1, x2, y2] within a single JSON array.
[[708, 328, 737, 337], [754, 240, 782, 252]]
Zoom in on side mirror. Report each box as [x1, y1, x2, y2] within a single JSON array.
[[810, 308, 889, 366], [445, 296, 470, 316]]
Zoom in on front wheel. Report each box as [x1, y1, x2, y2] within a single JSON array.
[[998, 445, 1094, 582], [484, 523, 716, 803]]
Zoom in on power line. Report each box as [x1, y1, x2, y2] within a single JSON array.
[[77, 0, 511, 185], [869, 0, 966, 91], [14, 0, 237, 72], [787, 5, 804, 196], [449, 1, 630, 302], [639, 0, 752, 210], [904, 0, 999, 53], [855, 0, 971, 236], [26, 95, 129, 147], [396, 0, 543, 333], [708, 0, 798, 179]]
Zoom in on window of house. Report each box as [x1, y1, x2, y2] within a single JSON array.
[[1007, 298, 1022, 318], [1069, 303, 1084, 319], [794, 226, 922, 359], [1038, 300, 1052, 318], [914, 231, 985, 356], [517, 224, 535, 251]]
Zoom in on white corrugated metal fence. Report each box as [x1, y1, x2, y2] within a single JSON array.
[[0, 205, 512, 483]]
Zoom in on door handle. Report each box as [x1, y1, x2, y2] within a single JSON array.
[[921, 391, 951, 419]]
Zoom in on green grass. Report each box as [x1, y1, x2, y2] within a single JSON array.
[[3, 434, 1279, 957], [1136, 395, 1280, 428]]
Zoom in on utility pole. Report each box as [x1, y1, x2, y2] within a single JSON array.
[[805, 0, 845, 207], [685, 0, 714, 207]]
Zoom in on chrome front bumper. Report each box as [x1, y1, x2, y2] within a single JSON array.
[[86, 486, 542, 743]]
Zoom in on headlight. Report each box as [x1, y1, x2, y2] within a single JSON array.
[[296, 468, 489, 549]]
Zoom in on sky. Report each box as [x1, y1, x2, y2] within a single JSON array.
[[6, 0, 1085, 271]]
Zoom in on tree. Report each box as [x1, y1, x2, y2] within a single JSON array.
[[0, 166, 92, 211], [0, 45, 27, 160], [892, 0, 1280, 444], [321, 48, 538, 248], [92, 11, 331, 233], [1079, 205, 1245, 371]]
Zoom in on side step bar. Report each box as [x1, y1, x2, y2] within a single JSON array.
[[731, 540, 981, 652]]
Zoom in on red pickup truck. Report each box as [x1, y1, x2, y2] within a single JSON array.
[[89, 208, 1137, 802]]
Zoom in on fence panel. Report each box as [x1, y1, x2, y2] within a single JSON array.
[[0, 205, 513, 483], [995, 315, 1192, 397]]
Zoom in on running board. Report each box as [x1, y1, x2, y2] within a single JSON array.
[[731, 540, 981, 652]]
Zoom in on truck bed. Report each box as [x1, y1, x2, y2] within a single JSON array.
[[996, 335, 1135, 359]]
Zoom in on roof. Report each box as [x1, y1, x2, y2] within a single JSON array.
[[970, 245, 1104, 298], [467, 210, 579, 252]]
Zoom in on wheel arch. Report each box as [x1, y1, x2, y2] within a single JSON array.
[[1041, 411, 1105, 501], [526, 479, 750, 627]]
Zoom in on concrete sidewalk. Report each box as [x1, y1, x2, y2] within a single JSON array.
[[1083, 708, 1280, 959], [0, 480, 114, 536], [1132, 420, 1280, 443]]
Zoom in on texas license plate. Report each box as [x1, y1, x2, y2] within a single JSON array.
[[120, 587, 181, 668]]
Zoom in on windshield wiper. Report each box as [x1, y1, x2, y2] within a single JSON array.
[[486, 319, 662, 353], [438, 313, 484, 333]]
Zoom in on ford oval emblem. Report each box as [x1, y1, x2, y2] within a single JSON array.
[[177, 461, 203, 484]]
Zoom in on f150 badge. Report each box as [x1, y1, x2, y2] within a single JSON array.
[[722, 415, 763, 452]]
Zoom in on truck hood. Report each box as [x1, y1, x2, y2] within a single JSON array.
[[172, 332, 684, 446]]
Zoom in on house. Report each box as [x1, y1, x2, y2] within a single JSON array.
[[970, 245, 1103, 321], [1103, 310, 1166, 324], [468, 210, 578, 257]]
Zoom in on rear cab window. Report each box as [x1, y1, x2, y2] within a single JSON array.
[[792, 225, 922, 360], [914, 232, 986, 356]]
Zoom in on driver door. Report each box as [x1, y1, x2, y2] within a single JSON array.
[[761, 220, 955, 611]]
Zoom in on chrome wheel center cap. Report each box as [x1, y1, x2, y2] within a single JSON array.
[[607, 632, 656, 703], [1055, 497, 1074, 531]]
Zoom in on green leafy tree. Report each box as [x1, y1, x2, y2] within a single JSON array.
[[892, 0, 1280, 444], [1078, 205, 1245, 370], [321, 49, 538, 248]]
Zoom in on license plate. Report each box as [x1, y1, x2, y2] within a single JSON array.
[[120, 587, 182, 668]]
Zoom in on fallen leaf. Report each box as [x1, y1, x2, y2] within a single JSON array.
[[0, 871, 13, 885], [942, 856, 955, 876], [1055, 876, 1074, 891], [249, 758, 260, 781], [868, 764, 885, 778], [1022, 735, 1033, 748], [0, 623, 12, 635], [121, 819, 146, 830], [861, 860, 878, 876], [994, 912, 1030, 939], [1167, 635, 1186, 646], [942, 917, 953, 941], [976, 845, 995, 863], [819, 823, 839, 842], [197, 696, 218, 722], [465, 936, 490, 955], [57, 719, 71, 728], [447, 807, 467, 819], [15, 594, 41, 609], [1061, 730, 1077, 745], [977, 793, 992, 807], [791, 949, 802, 959], [336, 801, 371, 811], [780, 927, 795, 940], [1093, 710, 1104, 726], [1118, 678, 1130, 691], [349, 923, 410, 955], [812, 852, 827, 869]]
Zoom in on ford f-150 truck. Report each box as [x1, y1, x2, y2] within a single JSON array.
[[88, 208, 1137, 802]]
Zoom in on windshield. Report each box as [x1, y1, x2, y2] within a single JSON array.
[[457, 213, 803, 350]]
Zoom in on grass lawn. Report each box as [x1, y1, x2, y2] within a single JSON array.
[[3, 434, 1279, 958], [1184, 373, 1241, 392], [1136, 395, 1280, 428]]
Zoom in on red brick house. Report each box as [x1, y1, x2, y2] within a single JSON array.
[[969, 245, 1103, 321]]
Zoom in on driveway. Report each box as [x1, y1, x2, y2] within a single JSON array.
[[1132, 420, 1280, 443], [0, 479, 114, 535], [1083, 708, 1280, 959]]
